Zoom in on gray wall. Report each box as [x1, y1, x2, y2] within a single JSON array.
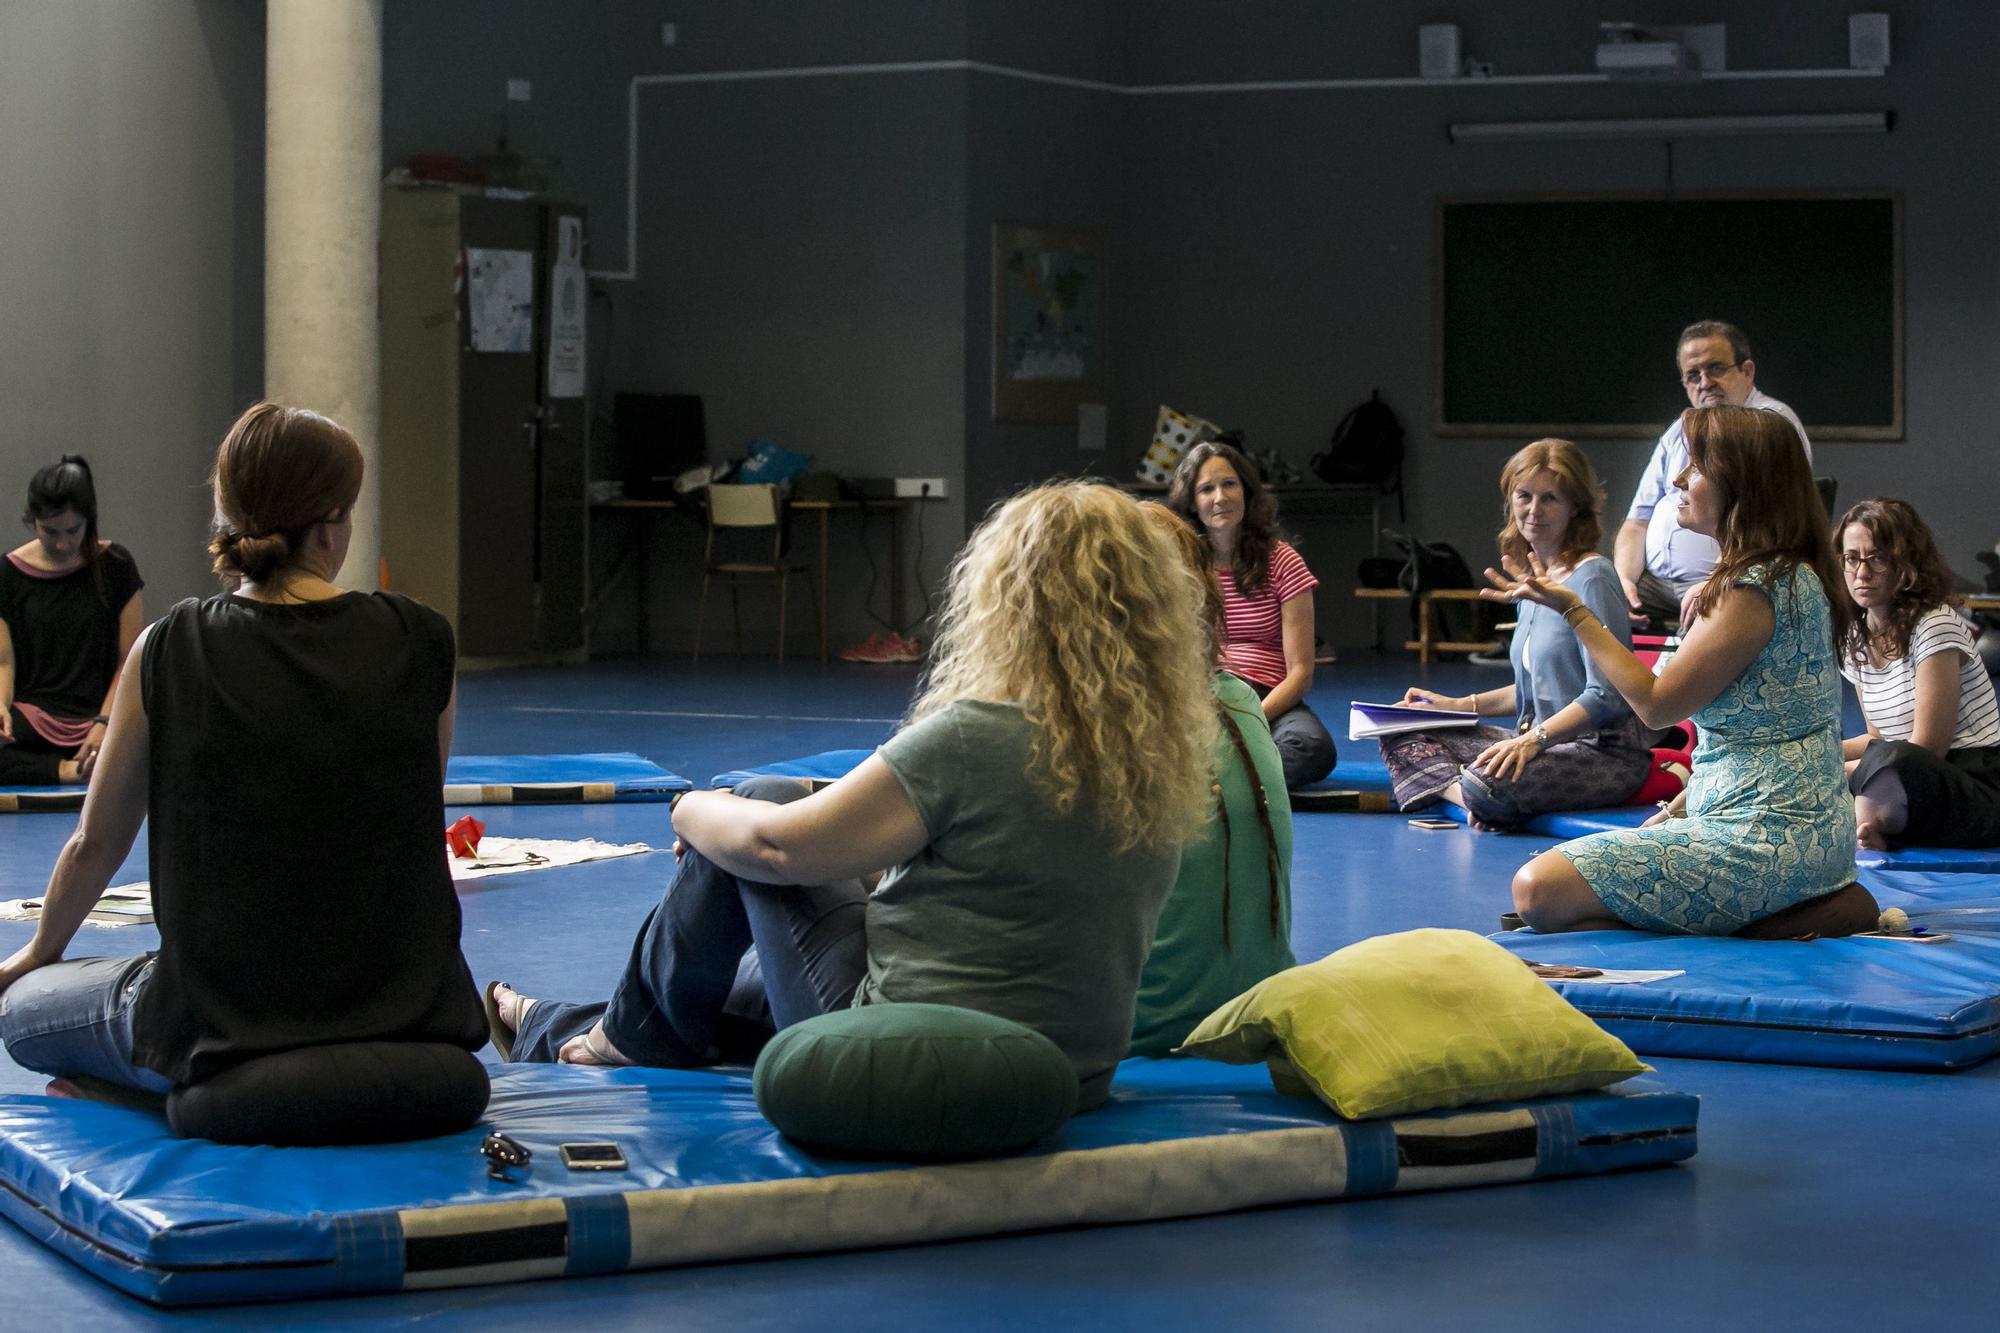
[[963, 4, 1127, 516], [383, 0, 975, 652], [0, 0, 261, 611], [1123, 0, 1998, 641], [8, 2, 1994, 653]]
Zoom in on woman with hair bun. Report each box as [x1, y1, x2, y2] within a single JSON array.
[[1837, 498, 2000, 851], [0, 403, 486, 1111], [0, 456, 144, 784], [490, 481, 1217, 1110]]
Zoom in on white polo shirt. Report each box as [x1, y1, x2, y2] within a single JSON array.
[[1627, 388, 1812, 584]]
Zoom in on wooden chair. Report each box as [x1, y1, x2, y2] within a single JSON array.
[[694, 483, 824, 664], [1352, 586, 1503, 664]]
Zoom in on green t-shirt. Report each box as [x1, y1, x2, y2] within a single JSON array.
[[864, 700, 1180, 1109], [1128, 672, 1297, 1058]]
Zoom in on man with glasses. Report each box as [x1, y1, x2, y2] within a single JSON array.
[[1613, 320, 1812, 627]]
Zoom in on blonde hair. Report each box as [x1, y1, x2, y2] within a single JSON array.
[[1497, 438, 1605, 569], [913, 482, 1219, 853]]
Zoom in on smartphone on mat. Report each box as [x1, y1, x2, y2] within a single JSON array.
[[559, 1141, 629, 1171], [1408, 818, 1457, 831]]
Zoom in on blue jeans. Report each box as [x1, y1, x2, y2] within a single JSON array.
[[0, 954, 174, 1094], [509, 777, 870, 1064]]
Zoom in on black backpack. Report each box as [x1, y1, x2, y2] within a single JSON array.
[[1313, 390, 1405, 509]]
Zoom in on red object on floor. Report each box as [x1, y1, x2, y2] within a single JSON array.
[[1632, 748, 1694, 805], [446, 815, 486, 859], [838, 632, 922, 664]]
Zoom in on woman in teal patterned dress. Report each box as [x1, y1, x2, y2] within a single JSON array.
[[1491, 405, 1865, 934]]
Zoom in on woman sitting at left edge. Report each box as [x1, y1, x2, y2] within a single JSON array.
[[0, 404, 487, 1108], [0, 456, 144, 785], [489, 481, 1218, 1111]]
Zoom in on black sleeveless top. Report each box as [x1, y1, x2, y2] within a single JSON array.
[[131, 592, 486, 1084], [0, 543, 144, 717]]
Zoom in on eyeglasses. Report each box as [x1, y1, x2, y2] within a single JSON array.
[[1681, 360, 1745, 387], [1841, 552, 1891, 573]]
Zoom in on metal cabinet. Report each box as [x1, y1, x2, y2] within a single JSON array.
[[379, 187, 587, 664]]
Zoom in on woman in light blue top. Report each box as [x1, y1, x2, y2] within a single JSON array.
[[1383, 439, 1651, 829]]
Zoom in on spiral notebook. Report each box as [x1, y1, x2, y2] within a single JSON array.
[[1347, 701, 1480, 741]]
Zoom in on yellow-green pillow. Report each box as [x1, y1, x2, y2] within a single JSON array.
[[1175, 928, 1649, 1119]]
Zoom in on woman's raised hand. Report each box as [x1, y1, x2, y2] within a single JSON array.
[[1480, 554, 1581, 616]]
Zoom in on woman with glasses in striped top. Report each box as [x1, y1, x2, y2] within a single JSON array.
[[1837, 498, 2000, 851]]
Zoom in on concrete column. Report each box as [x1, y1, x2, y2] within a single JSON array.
[[265, 0, 382, 589]]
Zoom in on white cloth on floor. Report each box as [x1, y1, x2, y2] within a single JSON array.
[[0, 837, 656, 926]]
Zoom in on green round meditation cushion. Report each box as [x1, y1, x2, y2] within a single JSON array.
[[752, 1002, 1078, 1160]]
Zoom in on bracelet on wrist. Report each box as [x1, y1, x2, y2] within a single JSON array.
[[92, 715, 109, 725], [1561, 603, 1593, 627]]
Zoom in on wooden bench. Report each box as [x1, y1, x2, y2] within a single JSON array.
[[1354, 587, 1503, 664]]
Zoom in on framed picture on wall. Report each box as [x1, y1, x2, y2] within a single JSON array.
[[993, 224, 1105, 423]]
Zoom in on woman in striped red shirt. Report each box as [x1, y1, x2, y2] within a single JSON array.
[[1168, 442, 1335, 787]]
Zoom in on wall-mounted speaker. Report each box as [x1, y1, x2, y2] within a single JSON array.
[[1419, 23, 1462, 79], [1848, 13, 1890, 70]]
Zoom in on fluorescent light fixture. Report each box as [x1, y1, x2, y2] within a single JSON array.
[[1448, 111, 1889, 143]]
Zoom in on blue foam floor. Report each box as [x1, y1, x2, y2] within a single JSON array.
[[2, 653, 1996, 1328]]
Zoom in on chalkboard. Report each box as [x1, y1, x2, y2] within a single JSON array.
[[1435, 195, 1901, 440]]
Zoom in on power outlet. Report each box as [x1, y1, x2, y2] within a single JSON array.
[[894, 477, 947, 499]]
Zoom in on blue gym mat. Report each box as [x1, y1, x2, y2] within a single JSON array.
[[0, 1059, 1697, 1306], [1491, 867, 2000, 1070], [1440, 802, 2000, 871], [711, 749, 872, 789], [0, 785, 84, 814], [712, 749, 1395, 795], [1442, 804, 1648, 837], [444, 753, 691, 804], [0, 755, 693, 814], [1293, 752, 1395, 799]]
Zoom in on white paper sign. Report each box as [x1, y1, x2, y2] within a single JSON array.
[[466, 246, 535, 353], [546, 217, 587, 397]]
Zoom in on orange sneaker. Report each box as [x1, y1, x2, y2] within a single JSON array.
[[838, 634, 902, 664]]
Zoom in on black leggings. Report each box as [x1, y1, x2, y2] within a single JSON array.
[[0, 706, 71, 786]]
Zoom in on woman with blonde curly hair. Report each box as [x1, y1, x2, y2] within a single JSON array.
[[491, 482, 1217, 1109], [1837, 498, 2000, 850], [1384, 439, 1652, 829]]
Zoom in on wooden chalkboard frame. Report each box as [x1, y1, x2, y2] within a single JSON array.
[[1432, 191, 1904, 441]]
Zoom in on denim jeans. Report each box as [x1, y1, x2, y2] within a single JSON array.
[[509, 777, 870, 1064], [0, 954, 174, 1094]]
